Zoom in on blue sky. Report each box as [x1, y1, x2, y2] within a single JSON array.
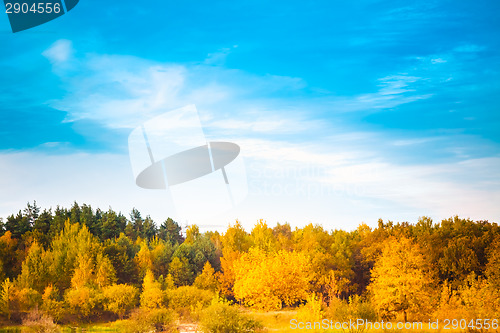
[[1, 0, 499, 230]]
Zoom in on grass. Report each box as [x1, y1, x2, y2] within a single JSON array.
[[246, 309, 299, 333], [244, 310, 477, 333], [0, 322, 119, 332], [2, 311, 488, 333]]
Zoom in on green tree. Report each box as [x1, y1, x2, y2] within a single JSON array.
[[32, 209, 52, 248], [129, 208, 143, 240], [142, 216, 157, 241], [18, 241, 49, 293], [104, 233, 139, 285], [101, 209, 126, 240], [150, 237, 173, 279], [169, 257, 193, 287], [49, 220, 110, 291], [158, 218, 184, 245]]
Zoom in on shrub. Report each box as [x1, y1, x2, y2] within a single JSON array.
[[41, 286, 65, 323], [296, 294, 324, 323], [103, 284, 138, 318], [21, 309, 61, 333], [323, 296, 378, 333], [165, 286, 213, 317], [199, 298, 264, 333], [64, 286, 102, 319], [17, 288, 42, 313], [326, 295, 377, 323], [119, 308, 177, 333]]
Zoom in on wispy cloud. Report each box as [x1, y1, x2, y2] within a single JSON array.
[[42, 39, 74, 65], [1, 38, 498, 228]]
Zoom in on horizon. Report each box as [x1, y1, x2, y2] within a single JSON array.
[[1, 0, 499, 231], [1, 200, 497, 234]]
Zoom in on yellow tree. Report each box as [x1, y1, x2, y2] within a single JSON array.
[[103, 284, 138, 318], [250, 220, 276, 252], [65, 254, 99, 318], [194, 262, 218, 291], [0, 232, 17, 280], [49, 220, 109, 291], [150, 237, 173, 278], [485, 235, 500, 288], [140, 269, 164, 309], [135, 241, 153, 279], [70, 254, 93, 290], [184, 225, 200, 245], [233, 248, 313, 310], [17, 241, 49, 293], [42, 285, 64, 322], [0, 278, 15, 320], [369, 237, 434, 322], [458, 273, 500, 320], [233, 248, 278, 309], [65, 286, 98, 318], [218, 221, 251, 298], [95, 254, 116, 289]]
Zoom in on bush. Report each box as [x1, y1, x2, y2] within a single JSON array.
[[17, 288, 42, 313], [326, 295, 377, 322], [119, 308, 177, 333], [64, 286, 103, 319], [296, 294, 324, 323], [165, 286, 213, 317], [21, 309, 61, 333], [41, 286, 65, 323], [199, 299, 264, 333], [325, 296, 377, 333], [103, 284, 138, 318]]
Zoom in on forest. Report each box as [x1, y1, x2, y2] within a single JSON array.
[[0, 201, 499, 332]]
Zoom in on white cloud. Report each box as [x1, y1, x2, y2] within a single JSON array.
[[0, 151, 175, 224], [5, 43, 495, 229], [238, 136, 500, 226], [3, 145, 498, 231], [431, 58, 447, 64], [392, 137, 438, 146], [42, 39, 74, 65]]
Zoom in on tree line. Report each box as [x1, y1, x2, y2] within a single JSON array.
[[0, 201, 499, 323]]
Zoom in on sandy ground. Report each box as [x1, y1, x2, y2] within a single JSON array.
[[177, 323, 200, 332]]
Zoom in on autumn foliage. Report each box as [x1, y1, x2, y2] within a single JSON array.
[[0, 202, 499, 325]]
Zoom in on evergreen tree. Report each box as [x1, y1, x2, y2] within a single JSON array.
[[158, 218, 184, 245]]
